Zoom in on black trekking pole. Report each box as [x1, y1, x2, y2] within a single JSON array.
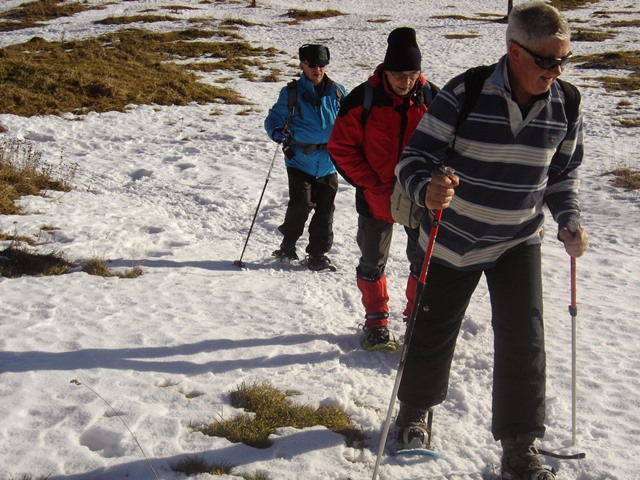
[[371, 206, 444, 480], [233, 144, 280, 268]]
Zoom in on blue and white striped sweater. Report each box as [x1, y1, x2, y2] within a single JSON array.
[[396, 55, 583, 270]]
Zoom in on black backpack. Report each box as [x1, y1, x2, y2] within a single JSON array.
[[361, 80, 440, 125], [457, 65, 580, 127]]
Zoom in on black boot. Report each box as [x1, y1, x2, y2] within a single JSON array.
[[394, 403, 431, 450], [272, 243, 298, 261], [501, 434, 556, 480]]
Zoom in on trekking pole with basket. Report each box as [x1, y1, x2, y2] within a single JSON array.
[[233, 143, 280, 268], [371, 167, 453, 480], [567, 221, 579, 446]]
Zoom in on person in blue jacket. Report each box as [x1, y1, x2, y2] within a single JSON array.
[[264, 44, 347, 271]]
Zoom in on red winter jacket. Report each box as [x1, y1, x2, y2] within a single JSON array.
[[328, 64, 430, 223]]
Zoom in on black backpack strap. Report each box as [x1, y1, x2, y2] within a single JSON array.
[[335, 83, 345, 106], [423, 81, 440, 107], [361, 82, 374, 125], [457, 65, 491, 128], [556, 78, 581, 125], [286, 79, 299, 125], [362, 80, 438, 126]]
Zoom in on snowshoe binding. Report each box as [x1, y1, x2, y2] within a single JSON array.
[[392, 407, 441, 458], [272, 244, 298, 262], [305, 254, 336, 272], [361, 325, 397, 351], [501, 435, 556, 480]]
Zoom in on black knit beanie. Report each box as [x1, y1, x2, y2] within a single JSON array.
[[383, 27, 422, 72]]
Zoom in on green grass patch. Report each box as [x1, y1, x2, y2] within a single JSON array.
[[198, 382, 364, 449]]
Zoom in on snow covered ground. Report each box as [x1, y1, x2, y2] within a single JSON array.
[[0, 1, 639, 479]]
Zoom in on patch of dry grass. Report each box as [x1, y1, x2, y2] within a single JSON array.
[[444, 33, 481, 39], [94, 15, 179, 25], [551, 0, 599, 9], [0, 28, 275, 116], [0, 138, 73, 215], [198, 382, 364, 449], [81, 258, 143, 279], [0, 245, 74, 277], [281, 9, 345, 24], [571, 28, 617, 42], [169, 456, 234, 476], [573, 51, 640, 93], [0, 0, 99, 32], [603, 168, 640, 189]]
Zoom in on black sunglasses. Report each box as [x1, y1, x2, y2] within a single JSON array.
[[515, 42, 572, 70], [303, 60, 327, 69]]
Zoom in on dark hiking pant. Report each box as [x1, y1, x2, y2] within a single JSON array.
[[279, 167, 338, 256], [356, 215, 422, 279], [356, 215, 423, 324], [398, 243, 546, 440]]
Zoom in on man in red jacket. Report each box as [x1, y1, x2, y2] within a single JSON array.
[[328, 27, 437, 350]]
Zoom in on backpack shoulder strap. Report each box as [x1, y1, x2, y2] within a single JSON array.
[[361, 82, 374, 125], [457, 65, 491, 128], [556, 78, 581, 125], [423, 81, 440, 107], [335, 84, 345, 106], [286, 79, 299, 125], [361, 80, 438, 125]]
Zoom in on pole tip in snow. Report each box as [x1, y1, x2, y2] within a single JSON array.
[[233, 260, 245, 268]]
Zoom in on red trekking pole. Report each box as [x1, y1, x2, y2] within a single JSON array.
[[567, 220, 579, 446], [569, 255, 578, 445]]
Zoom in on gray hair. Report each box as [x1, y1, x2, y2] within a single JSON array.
[[506, 1, 570, 48]]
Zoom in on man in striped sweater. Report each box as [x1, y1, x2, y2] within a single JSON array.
[[393, 2, 588, 479]]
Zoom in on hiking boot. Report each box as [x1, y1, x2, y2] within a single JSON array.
[[361, 325, 396, 351], [501, 435, 556, 480], [394, 403, 431, 450], [306, 254, 333, 271], [272, 244, 298, 261]]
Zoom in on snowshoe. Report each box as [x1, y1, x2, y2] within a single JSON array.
[[391, 407, 441, 458], [305, 254, 336, 272], [361, 326, 397, 351], [501, 435, 556, 480], [272, 245, 298, 262]]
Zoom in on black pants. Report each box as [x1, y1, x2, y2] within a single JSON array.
[[398, 243, 546, 440], [356, 215, 422, 279], [279, 167, 338, 256]]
